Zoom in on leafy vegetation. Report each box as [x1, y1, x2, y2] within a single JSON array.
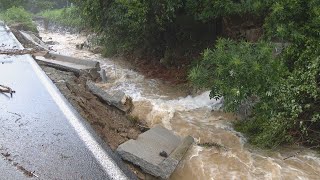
[[39, 7, 84, 28], [189, 39, 286, 112], [190, 0, 320, 148], [72, 0, 218, 59], [0, 0, 69, 12], [71, 0, 320, 148], [1, 0, 319, 149], [0, 7, 37, 32]]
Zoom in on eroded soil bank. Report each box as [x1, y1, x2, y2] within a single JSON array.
[[12, 23, 320, 180], [10, 26, 152, 179], [40, 66, 150, 179]]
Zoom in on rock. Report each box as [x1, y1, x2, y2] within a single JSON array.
[[127, 129, 139, 140], [76, 43, 84, 50], [46, 41, 59, 45], [120, 133, 128, 138], [159, 151, 168, 158]]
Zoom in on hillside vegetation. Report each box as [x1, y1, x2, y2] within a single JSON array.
[[1, 0, 320, 149], [71, 0, 320, 149]]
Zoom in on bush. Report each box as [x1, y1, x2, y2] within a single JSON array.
[[39, 7, 84, 28], [0, 6, 37, 32], [189, 39, 286, 112], [190, 0, 320, 148]]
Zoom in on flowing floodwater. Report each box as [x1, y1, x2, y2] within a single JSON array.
[[38, 28, 320, 180]]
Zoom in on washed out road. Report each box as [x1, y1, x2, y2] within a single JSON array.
[[0, 22, 134, 179]]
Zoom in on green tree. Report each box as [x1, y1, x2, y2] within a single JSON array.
[[190, 0, 320, 148], [0, 0, 27, 11]]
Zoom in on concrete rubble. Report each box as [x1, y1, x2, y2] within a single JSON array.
[[35, 52, 100, 80], [117, 125, 194, 179], [0, 21, 134, 180], [86, 80, 133, 113], [19, 30, 49, 50]]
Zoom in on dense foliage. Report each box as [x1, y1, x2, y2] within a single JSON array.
[[189, 39, 285, 112], [0, 6, 37, 32], [0, 0, 70, 12], [72, 0, 218, 59], [39, 7, 84, 28], [1, 0, 319, 148], [71, 0, 320, 148], [190, 0, 320, 148]]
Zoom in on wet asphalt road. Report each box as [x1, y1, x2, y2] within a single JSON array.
[[0, 22, 134, 179]]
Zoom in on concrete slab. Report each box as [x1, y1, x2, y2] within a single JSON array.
[[87, 81, 133, 113], [19, 30, 49, 50], [117, 125, 194, 179], [0, 23, 135, 179], [35, 53, 100, 79]]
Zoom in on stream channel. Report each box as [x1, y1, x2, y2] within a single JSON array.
[[38, 26, 320, 180]]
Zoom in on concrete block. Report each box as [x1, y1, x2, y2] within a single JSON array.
[[45, 53, 100, 70], [86, 81, 133, 113], [117, 125, 194, 179], [19, 30, 49, 50], [35, 54, 100, 80]]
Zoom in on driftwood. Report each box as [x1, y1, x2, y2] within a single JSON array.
[[0, 85, 16, 97]]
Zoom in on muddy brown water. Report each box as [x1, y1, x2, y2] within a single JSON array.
[[38, 27, 320, 180]]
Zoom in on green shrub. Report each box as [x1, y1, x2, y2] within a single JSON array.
[[0, 6, 37, 32], [190, 0, 320, 148], [39, 7, 84, 28], [189, 39, 286, 112]]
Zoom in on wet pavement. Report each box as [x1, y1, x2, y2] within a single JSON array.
[[0, 23, 133, 179]]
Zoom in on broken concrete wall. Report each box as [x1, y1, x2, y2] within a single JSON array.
[[117, 125, 194, 179], [86, 81, 133, 113]]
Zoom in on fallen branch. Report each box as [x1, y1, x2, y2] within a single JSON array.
[[0, 85, 16, 97]]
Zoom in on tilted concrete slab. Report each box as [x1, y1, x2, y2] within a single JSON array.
[[35, 53, 100, 79], [19, 30, 49, 50], [117, 125, 194, 179], [87, 81, 133, 113], [46, 52, 100, 68], [0, 23, 135, 179]]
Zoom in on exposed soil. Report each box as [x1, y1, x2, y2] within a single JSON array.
[[134, 59, 189, 85], [39, 66, 149, 179], [11, 27, 155, 179], [41, 66, 142, 149], [131, 56, 189, 85]]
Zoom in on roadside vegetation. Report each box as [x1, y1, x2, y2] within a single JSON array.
[[38, 7, 85, 29], [1, 0, 319, 150], [190, 0, 320, 148], [71, 0, 320, 149], [0, 7, 37, 32]]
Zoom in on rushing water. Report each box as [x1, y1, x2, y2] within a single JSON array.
[[38, 27, 320, 180]]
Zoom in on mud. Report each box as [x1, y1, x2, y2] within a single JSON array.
[[8, 25, 152, 179], [40, 66, 148, 179]]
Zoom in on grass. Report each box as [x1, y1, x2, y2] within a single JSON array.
[[38, 7, 84, 28], [0, 6, 37, 32]]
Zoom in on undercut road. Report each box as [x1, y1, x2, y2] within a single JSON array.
[[0, 22, 134, 180]]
